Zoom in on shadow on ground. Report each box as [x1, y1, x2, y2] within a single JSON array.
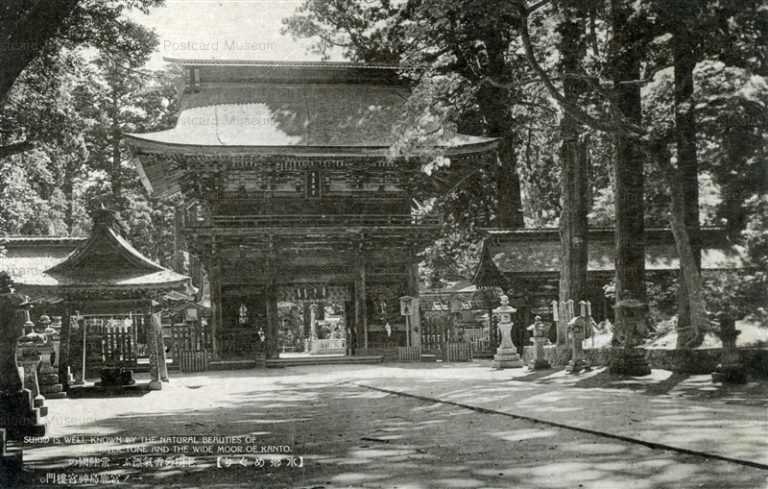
[[11, 369, 768, 489]]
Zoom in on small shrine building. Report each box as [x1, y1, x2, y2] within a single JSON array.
[[12, 209, 189, 385], [473, 227, 750, 329]]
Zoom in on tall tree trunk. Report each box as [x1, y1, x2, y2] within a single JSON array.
[[495, 133, 524, 228], [476, 31, 524, 229], [610, 0, 647, 331], [558, 9, 590, 307], [111, 129, 122, 203], [652, 141, 707, 347], [673, 29, 702, 348], [110, 92, 123, 205], [62, 168, 75, 235]]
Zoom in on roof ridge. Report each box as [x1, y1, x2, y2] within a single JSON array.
[[163, 57, 414, 70]]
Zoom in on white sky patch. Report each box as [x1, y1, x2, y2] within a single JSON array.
[[129, 0, 348, 70]]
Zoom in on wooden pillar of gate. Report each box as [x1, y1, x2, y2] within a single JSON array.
[[264, 234, 278, 359], [58, 304, 73, 389], [407, 259, 421, 350], [208, 242, 222, 359], [355, 235, 368, 351]]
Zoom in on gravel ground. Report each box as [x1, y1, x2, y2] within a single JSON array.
[[11, 366, 768, 489]]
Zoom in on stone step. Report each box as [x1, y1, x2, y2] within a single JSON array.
[[265, 355, 383, 368], [43, 392, 67, 400], [40, 383, 63, 394], [208, 360, 259, 371]]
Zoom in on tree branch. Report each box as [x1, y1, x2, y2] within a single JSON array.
[[0, 0, 80, 102], [516, 4, 646, 138], [0, 140, 34, 158]]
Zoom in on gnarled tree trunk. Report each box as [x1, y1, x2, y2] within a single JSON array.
[[652, 141, 707, 347]]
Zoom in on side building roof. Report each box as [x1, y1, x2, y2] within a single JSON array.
[[10, 210, 188, 296], [473, 227, 750, 288]]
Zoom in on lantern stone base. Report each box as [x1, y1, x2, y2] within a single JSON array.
[[38, 366, 66, 399], [609, 348, 651, 376], [712, 363, 747, 384], [97, 367, 136, 388], [493, 347, 523, 369], [529, 358, 551, 370], [565, 358, 590, 374]]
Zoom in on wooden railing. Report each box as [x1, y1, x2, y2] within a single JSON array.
[[191, 214, 441, 228], [310, 338, 346, 354]]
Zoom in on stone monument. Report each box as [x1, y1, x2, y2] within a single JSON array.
[[608, 299, 651, 376], [712, 312, 747, 384], [492, 294, 523, 369], [526, 316, 551, 370], [0, 273, 47, 438]]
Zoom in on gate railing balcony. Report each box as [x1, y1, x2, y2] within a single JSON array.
[[190, 214, 441, 228]]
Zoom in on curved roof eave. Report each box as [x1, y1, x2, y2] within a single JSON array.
[[124, 133, 500, 157]]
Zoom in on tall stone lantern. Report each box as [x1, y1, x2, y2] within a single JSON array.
[[492, 294, 523, 369]]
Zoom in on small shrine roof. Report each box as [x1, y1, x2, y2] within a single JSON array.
[[473, 227, 750, 287], [14, 210, 188, 293], [125, 60, 497, 153]]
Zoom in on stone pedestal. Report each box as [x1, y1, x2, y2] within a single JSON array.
[[98, 367, 136, 388], [608, 299, 651, 376], [609, 348, 651, 376], [529, 337, 551, 370], [712, 316, 746, 384], [37, 345, 65, 399], [527, 317, 551, 370], [492, 295, 523, 369], [0, 429, 23, 487]]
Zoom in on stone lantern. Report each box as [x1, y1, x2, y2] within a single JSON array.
[[0, 274, 48, 438], [492, 294, 523, 369], [34, 316, 65, 399]]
